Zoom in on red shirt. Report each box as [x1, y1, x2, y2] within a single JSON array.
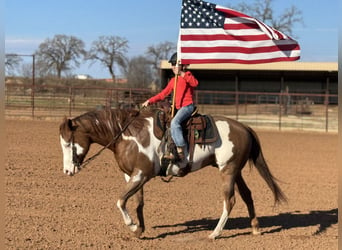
[[148, 71, 198, 109]]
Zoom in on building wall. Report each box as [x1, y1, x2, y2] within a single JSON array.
[[160, 62, 338, 96]]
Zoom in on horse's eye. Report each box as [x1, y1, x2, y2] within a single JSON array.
[[64, 143, 71, 148]]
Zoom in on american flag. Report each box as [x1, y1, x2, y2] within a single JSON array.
[[178, 0, 301, 64]]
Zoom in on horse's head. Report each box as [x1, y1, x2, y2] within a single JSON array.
[[59, 117, 90, 176]]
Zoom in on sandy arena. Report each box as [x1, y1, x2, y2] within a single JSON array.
[[5, 119, 338, 249]]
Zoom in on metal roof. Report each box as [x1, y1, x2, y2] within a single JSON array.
[[160, 61, 338, 72]]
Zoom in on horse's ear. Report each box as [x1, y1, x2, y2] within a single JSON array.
[[60, 116, 74, 133], [67, 119, 73, 130]]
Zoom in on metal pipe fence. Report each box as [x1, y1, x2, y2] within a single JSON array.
[[5, 83, 338, 132]]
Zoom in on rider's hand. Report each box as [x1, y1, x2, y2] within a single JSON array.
[[142, 100, 149, 108]]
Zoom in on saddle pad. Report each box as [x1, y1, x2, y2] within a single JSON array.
[[186, 115, 218, 144]]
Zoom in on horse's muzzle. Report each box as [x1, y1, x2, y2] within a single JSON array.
[[64, 165, 80, 176]]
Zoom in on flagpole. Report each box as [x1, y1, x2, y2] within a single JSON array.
[[171, 32, 182, 118], [171, 73, 178, 118]]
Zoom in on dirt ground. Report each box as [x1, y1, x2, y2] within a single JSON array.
[[5, 119, 338, 249]]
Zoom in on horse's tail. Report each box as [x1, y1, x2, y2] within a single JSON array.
[[247, 127, 287, 205]]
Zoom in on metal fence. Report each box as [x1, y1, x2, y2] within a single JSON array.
[[5, 83, 338, 132]]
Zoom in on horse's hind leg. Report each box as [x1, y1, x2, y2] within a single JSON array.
[[236, 173, 261, 235], [117, 170, 148, 238], [209, 171, 236, 239], [134, 188, 145, 233]]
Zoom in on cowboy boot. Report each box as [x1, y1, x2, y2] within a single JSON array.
[[163, 146, 185, 162], [176, 146, 185, 161]]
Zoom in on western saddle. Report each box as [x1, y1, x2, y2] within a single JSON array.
[[153, 103, 218, 176]]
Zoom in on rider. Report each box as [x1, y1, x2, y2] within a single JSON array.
[[142, 52, 199, 163]]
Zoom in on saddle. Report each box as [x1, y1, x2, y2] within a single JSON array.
[[153, 106, 219, 173]]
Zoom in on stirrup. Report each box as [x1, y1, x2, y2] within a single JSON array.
[[163, 153, 180, 162], [163, 151, 184, 162], [177, 151, 185, 161], [163, 153, 176, 160]]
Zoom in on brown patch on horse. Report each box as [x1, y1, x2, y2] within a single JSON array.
[[59, 116, 73, 141], [114, 139, 139, 175], [114, 139, 155, 177], [126, 120, 151, 149]]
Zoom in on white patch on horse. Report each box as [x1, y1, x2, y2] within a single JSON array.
[[132, 170, 143, 182], [214, 121, 234, 171], [124, 173, 130, 182], [121, 118, 161, 172], [60, 136, 84, 174], [209, 200, 229, 239]]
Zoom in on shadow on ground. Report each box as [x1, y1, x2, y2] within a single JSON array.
[[146, 208, 337, 240]]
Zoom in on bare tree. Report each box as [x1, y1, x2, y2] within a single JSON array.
[[125, 56, 153, 88], [86, 36, 129, 82], [5, 55, 22, 75], [230, 0, 303, 37], [20, 63, 33, 78], [35, 34, 86, 78], [145, 41, 176, 86]]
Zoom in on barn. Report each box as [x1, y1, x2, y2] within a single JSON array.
[[160, 61, 338, 104]]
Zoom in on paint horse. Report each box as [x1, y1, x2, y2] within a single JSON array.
[[59, 108, 286, 239]]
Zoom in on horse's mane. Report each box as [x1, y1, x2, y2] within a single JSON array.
[[72, 108, 153, 138]]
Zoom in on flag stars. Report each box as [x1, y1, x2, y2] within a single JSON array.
[[181, 0, 225, 28]]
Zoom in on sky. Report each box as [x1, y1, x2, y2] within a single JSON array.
[[5, 0, 338, 79]]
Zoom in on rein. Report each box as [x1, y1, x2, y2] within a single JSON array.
[[73, 109, 141, 171]]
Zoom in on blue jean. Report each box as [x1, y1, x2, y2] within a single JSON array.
[[170, 104, 194, 147]]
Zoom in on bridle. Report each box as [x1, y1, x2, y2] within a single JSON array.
[[70, 109, 141, 173], [71, 133, 81, 168]]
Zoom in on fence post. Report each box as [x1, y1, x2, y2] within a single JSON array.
[[31, 83, 35, 118], [325, 76, 330, 132], [68, 87, 72, 117], [235, 74, 239, 120], [278, 75, 285, 131], [31, 55, 35, 118]]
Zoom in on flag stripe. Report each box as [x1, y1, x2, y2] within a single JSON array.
[[180, 39, 299, 49], [181, 34, 273, 42], [224, 23, 260, 30], [181, 44, 300, 54], [180, 57, 300, 64], [179, 0, 300, 64], [181, 27, 268, 37], [181, 50, 300, 60]]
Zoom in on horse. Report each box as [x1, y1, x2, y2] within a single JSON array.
[[59, 108, 287, 239]]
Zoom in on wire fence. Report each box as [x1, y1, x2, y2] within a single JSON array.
[[5, 83, 338, 132]]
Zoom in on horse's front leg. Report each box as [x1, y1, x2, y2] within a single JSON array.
[[117, 170, 149, 238]]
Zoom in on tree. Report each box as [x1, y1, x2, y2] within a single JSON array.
[[20, 63, 33, 78], [145, 41, 176, 86], [5, 55, 22, 75], [229, 0, 303, 37], [86, 36, 129, 82], [125, 56, 153, 88], [35, 34, 86, 78]]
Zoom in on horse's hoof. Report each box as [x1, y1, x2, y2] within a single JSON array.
[[252, 228, 261, 235], [133, 226, 144, 238], [208, 232, 219, 240]]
